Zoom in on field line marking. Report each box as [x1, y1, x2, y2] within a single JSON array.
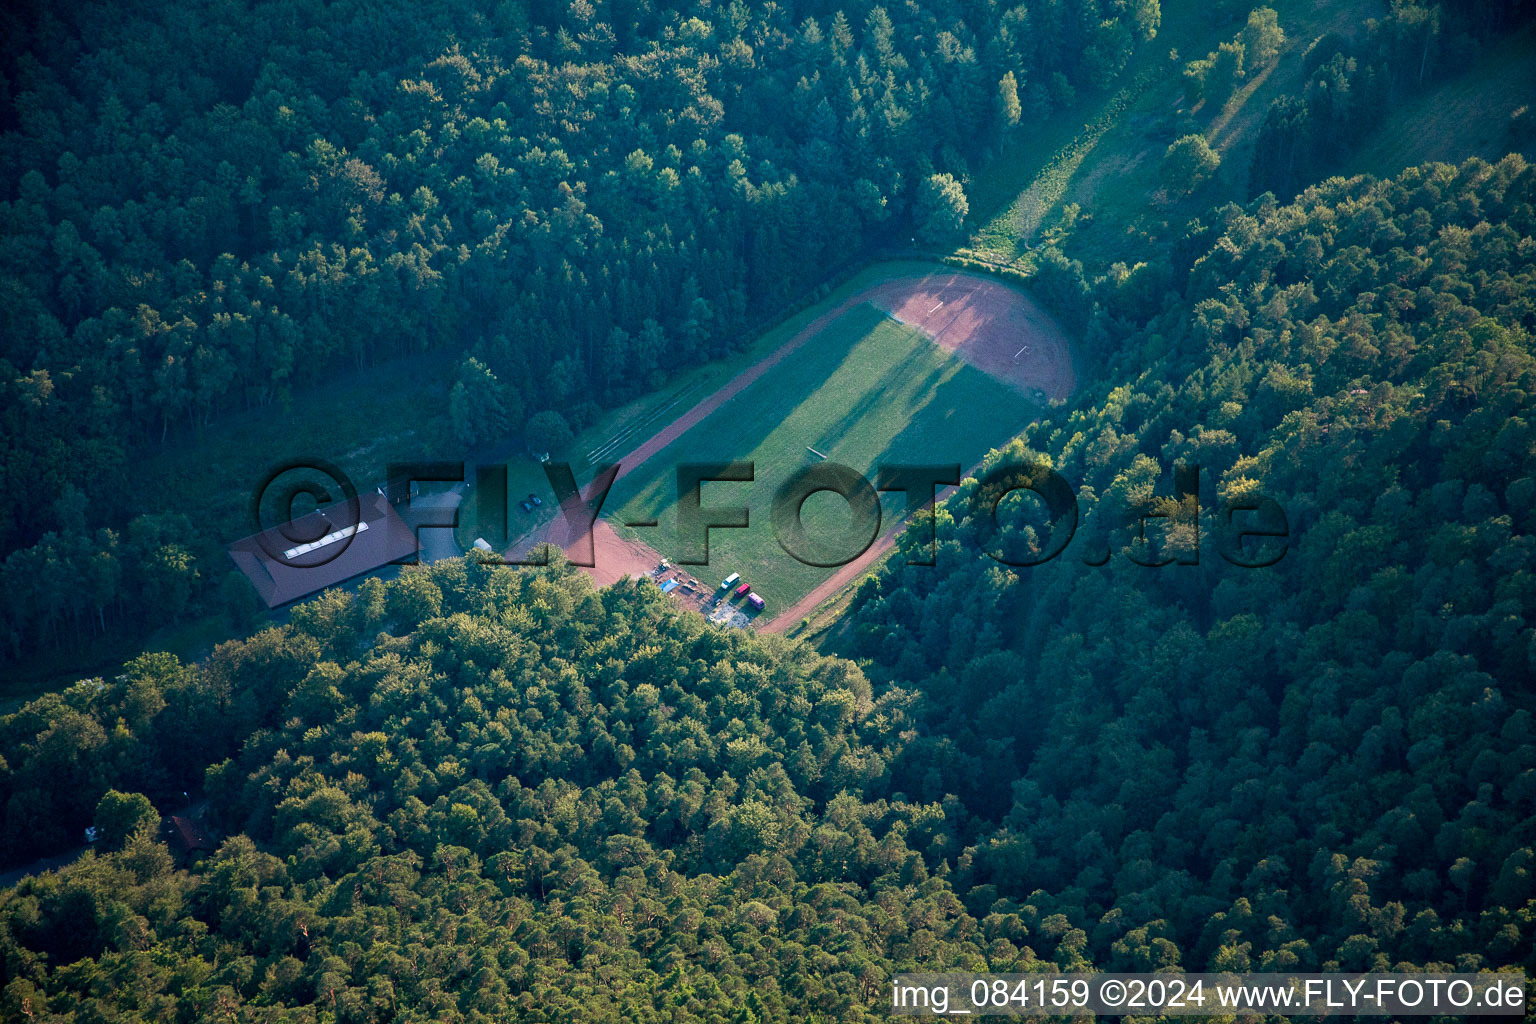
[[586, 379, 706, 462], [592, 292, 873, 491]]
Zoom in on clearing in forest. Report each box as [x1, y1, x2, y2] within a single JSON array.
[[497, 267, 1077, 625]]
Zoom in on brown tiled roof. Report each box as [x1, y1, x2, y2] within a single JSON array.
[[228, 491, 419, 607], [164, 814, 216, 853]]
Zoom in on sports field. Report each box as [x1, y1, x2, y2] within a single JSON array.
[[601, 305, 1032, 615], [492, 265, 1078, 626]]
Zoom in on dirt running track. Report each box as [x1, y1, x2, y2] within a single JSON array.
[[867, 273, 1077, 399], [508, 267, 1079, 629], [760, 478, 973, 632]]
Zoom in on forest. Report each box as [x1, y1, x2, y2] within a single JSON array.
[[0, 0, 1160, 666], [844, 154, 1536, 978], [1245, 0, 1531, 198], [2, 565, 989, 1020], [2, 150, 1534, 1024], [3, 0, 1536, 1018]]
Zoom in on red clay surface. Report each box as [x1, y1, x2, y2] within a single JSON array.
[[761, 479, 967, 632], [503, 491, 667, 588], [762, 526, 901, 632], [503, 267, 1079, 628], [582, 519, 664, 588], [867, 273, 1078, 399]]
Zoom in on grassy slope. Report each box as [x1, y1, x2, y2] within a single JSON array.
[[964, 0, 1378, 273], [1349, 22, 1536, 177], [797, 0, 1388, 644], [601, 305, 1032, 611], [132, 351, 458, 533]]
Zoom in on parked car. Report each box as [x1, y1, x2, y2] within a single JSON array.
[[528, 493, 543, 506], [734, 581, 752, 597], [519, 500, 533, 512]]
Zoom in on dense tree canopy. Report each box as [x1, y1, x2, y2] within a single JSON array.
[[2, 157, 1534, 1020], [2, 560, 1000, 1021], [0, 0, 1164, 669], [0, 0, 1160, 554], [845, 154, 1536, 979], [2, 0, 1535, 1016]]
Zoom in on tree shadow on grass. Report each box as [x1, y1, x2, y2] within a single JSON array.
[[805, 324, 952, 461]]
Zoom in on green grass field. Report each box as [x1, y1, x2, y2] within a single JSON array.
[[453, 258, 992, 553], [602, 303, 1035, 612]]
